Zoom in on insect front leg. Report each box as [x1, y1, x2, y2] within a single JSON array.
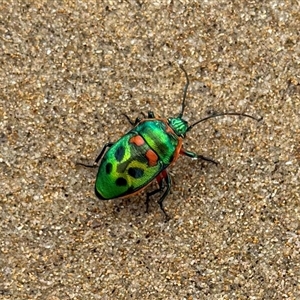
[[146, 170, 171, 221], [180, 148, 219, 165], [76, 142, 114, 168]]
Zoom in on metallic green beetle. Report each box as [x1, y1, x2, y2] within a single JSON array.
[[78, 66, 260, 220]]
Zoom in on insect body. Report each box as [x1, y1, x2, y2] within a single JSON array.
[[78, 66, 260, 220]]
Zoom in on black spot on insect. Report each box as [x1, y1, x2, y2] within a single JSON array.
[[106, 162, 112, 174], [115, 146, 125, 162], [128, 167, 144, 178], [126, 186, 134, 194], [116, 177, 127, 186]]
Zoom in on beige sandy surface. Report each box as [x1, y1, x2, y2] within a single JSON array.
[[1, 1, 299, 299]]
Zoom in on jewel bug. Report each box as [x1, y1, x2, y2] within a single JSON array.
[[78, 65, 260, 220]]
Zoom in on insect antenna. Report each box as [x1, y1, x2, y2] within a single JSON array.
[[176, 65, 262, 131], [187, 112, 262, 132], [178, 65, 189, 118]]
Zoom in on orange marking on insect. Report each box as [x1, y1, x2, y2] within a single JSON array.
[[156, 170, 167, 185], [165, 125, 175, 134], [145, 149, 159, 167], [130, 135, 145, 146]]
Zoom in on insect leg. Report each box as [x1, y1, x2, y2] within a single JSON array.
[[123, 114, 142, 126], [147, 111, 155, 118], [180, 148, 219, 165], [146, 170, 171, 221], [76, 142, 114, 168], [123, 111, 155, 126]]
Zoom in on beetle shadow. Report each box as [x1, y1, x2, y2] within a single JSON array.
[[110, 184, 169, 221]]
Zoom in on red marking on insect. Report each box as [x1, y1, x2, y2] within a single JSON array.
[[130, 135, 145, 146], [145, 149, 159, 167], [165, 125, 175, 134], [156, 169, 167, 185]]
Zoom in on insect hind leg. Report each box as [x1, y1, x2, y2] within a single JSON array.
[[147, 111, 155, 118], [146, 170, 171, 221], [76, 142, 114, 167]]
